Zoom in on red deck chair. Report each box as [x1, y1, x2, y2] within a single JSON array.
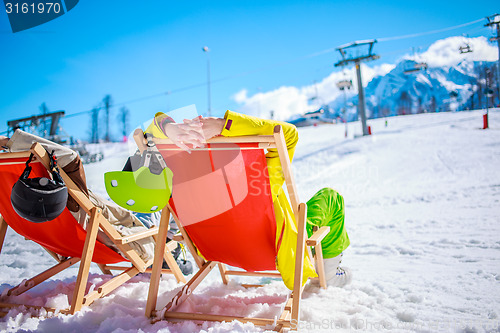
[[0, 143, 186, 316], [136, 126, 330, 331]]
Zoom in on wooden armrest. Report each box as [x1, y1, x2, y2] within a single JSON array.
[[306, 226, 330, 246], [119, 227, 159, 244], [172, 234, 184, 242], [166, 240, 178, 252], [0, 151, 32, 160]]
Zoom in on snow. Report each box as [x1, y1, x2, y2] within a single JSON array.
[[415, 36, 498, 68], [1, 109, 500, 332]]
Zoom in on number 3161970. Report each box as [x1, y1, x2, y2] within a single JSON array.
[[5, 2, 61, 14]]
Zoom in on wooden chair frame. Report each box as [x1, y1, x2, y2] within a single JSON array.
[[135, 126, 330, 331], [0, 142, 186, 317]]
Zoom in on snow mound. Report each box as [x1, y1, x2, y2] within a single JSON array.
[[1, 110, 500, 332]]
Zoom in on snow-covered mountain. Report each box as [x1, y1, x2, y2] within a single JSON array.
[[337, 59, 498, 121], [233, 36, 499, 122]]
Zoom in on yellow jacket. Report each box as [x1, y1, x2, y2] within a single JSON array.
[[146, 111, 317, 289]]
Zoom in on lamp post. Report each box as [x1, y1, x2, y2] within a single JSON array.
[[202, 46, 211, 117]]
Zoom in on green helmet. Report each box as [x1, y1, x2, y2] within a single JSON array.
[[104, 151, 173, 213]]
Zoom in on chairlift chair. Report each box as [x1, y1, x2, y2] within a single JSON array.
[[404, 63, 427, 75], [336, 79, 353, 91], [459, 45, 473, 54], [415, 62, 428, 70]]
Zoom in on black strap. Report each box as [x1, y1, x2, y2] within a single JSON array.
[[46, 150, 65, 185], [20, 153, 34, 180], [22, 150, 65, 185], [144, 133, 156, 148], [25, 153, 34, 168], [141, 133, 168, 175], [48, 150, 58, 170]]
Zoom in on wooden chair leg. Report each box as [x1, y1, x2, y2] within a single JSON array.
[[153, 231, 187, 283], [0, 216, 8, 255], [0, 302, 72, 316], [163, 261, 216, 314], [82, 266, 139, 307], [315, 243, 327, 289], [163, 241, 186, 284], [168, 205, 206, 269], [276, 297, 292, 331], [8, 257, 80, 296], [42, 247, 64, 263], [306, 245, 314, 264], [145, 206, 170, 317], [291, 203, 307, 322], [98, 221, 148, 272], [70, 208, 101, 314], [274, 323, 284, 332], [97, 263, 113, 275], [218, 263, 229, 285]]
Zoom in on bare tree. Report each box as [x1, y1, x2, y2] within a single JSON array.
[[90, 106, 100, 143], [102, 95, 113, 142], [429, 96, 437, 113], [39, 102, 49, 136], [118, 106, 130, 140], [398, 92, 412, 115], [417, 97, 423, 113]]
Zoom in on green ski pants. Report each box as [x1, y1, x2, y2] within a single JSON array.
[[306, 188, 350, 259]]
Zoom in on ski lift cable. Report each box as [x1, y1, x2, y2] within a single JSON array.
[[61, 17, 484, 120], [64, 82, 207, 119], [209, 47, 338, 84], [462, 25, 489, 35], [64, 52, 339, 119], [64, 60, 335, 120], [377, 18, 484, 42]]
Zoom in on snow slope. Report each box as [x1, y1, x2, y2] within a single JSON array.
[[1, 110, 499, 332]]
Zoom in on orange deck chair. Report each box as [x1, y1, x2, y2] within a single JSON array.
[[0, 142, 186, 316], [136, 126, 330, 331]]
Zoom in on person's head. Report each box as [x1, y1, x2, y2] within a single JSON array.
[[0, 136, 9, 149]]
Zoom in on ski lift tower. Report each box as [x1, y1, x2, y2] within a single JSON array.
[[335, 40, 379, 136], [7, 111, 66, 143], [485, 14, 500, 101]]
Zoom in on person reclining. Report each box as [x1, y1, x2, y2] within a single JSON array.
[[0, 130, 192, 275], [146, 111, 351, 287]]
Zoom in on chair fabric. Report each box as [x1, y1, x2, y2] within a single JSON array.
[[0, 157, 125, 264], [159, 143, 277, 272]]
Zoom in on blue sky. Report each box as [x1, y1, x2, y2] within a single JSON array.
[[0, 0, 498, 140]]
